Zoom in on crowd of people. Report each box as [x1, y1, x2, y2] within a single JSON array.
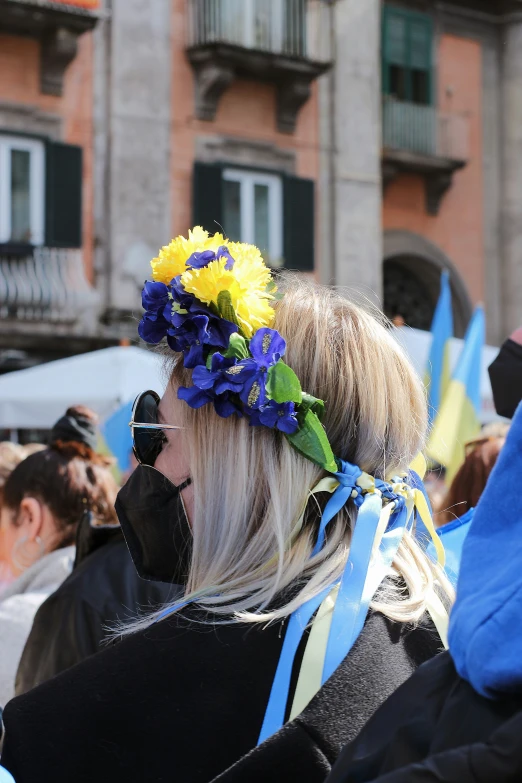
[[0, 230, 520, 783]]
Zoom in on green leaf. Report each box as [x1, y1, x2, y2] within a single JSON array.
[[224, 333, 249, 360], [206, 351, 216, 370], [300, 392, 326, 421], [266, 361, 302, 404], [286, 410, 337, 473], [217, 290, 239, 327]]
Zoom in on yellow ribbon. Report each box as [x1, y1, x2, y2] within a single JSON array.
[[288, 475, 447, 720]]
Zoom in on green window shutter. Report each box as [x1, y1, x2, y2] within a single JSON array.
[[409, 18, 432, 70], [45, 141, 83, 248], [283, 175, 314, 272], [385, 8, 408, 66], [192, 162, 223, 234]]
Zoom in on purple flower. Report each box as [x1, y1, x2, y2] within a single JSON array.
[[256, 400, 299, 434], [227, 328, 287, 410], [186, 246, 235, 271]]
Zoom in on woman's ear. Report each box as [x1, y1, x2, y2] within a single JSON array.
[[17, 498, 44, 541]]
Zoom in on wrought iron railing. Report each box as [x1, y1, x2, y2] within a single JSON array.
[[0, 247, 99, 323], [187, 0, 331, 62], [382, 97, 469, 162]]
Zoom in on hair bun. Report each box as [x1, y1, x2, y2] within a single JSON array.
[[51, 405, 98, 452]]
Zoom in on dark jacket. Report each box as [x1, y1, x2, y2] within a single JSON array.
[[488, 337, 522, 420], [2, 609, 440, 783], [325, 651, 522, 783], [15, 521, 173, 695]]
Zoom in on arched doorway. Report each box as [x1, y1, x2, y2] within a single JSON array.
[[383, 258, 435, 331], [383, 231, 472, 337]]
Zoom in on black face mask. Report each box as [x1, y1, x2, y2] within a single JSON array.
[[488, 338, 522, 420], [115, 464, 192, 585]]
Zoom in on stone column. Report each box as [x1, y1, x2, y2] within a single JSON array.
[[107, 0, 173, 313], [500, 16, 522, 336], [329, 0, 382, 303]]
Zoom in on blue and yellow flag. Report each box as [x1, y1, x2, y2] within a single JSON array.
[[425, 271, 453, 426], [427, 306, 485, 483]]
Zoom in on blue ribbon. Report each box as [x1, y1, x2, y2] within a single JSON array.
[[259, 461, 412, 743], [322, 492, 385, 681], [257, 582, 335, 744], [311, 461, 362, 557], [323, 494, 407, 682]]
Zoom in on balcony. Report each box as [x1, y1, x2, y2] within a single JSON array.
[[186, 0, 332, 133], [0, 0, 100, 95], [0, 247, 99, 328], [382, 97, 469, 215]]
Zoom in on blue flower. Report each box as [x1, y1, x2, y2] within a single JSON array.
[[186, 246, 235, 271], [249, 400, 299, 434], [138, 281, 171, 344], [191, 353, 244, 395], [142, 280, 170, 312], [163, 276, 237, 368], [226, 328, 287, 410], [177, 385, 241, 419]]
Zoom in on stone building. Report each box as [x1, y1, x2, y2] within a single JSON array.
[[2, 0, 522, 374], [0, 0, 331, 371], [323, 0, 522, 342], [0, 0, 100, 370]]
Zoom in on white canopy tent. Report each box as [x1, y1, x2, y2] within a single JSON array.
[[0, 346, 167, 430], [0, 331, 502, 431], [394, 327, 500, 424]]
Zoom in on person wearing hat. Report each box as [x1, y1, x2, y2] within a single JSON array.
[[1, 230, 450, 783]]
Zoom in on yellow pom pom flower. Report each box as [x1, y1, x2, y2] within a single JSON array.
[[150, 226, 226, 285], [180, 240, 275, 337]]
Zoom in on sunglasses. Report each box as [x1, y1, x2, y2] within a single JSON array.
[[129, 390, 184, 466]]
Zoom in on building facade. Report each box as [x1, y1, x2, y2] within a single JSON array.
[[2, 0, 522, 375], [0, 0, 331, 371], [0, 0, 102, 371], [323, 0, 522, 343]]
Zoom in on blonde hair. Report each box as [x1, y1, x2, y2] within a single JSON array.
[[125, 275, 451, 632]]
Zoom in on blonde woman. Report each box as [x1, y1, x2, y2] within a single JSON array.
[[1, 231, 450, 783]]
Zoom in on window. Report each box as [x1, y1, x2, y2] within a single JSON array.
[[223, 169, 283, 267], [0, 136, 45, 245], [193, 161, 315, 271], [382, 6, 433, 105]]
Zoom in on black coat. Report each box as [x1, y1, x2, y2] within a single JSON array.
[[15, 523, 173, 695], [324, 651, 522, 783], [2, 609, 440, 783]]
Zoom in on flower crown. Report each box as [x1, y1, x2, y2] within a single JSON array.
[[139, 227, 337, 473]]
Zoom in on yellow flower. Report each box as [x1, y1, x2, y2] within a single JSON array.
[[180, 240, 275, 337], [150, 227, 226, 284]]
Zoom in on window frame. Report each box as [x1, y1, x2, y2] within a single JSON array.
[[0, 134, 45, 246], [382, 5, 434, 106], [222, 167, 283, 266]]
